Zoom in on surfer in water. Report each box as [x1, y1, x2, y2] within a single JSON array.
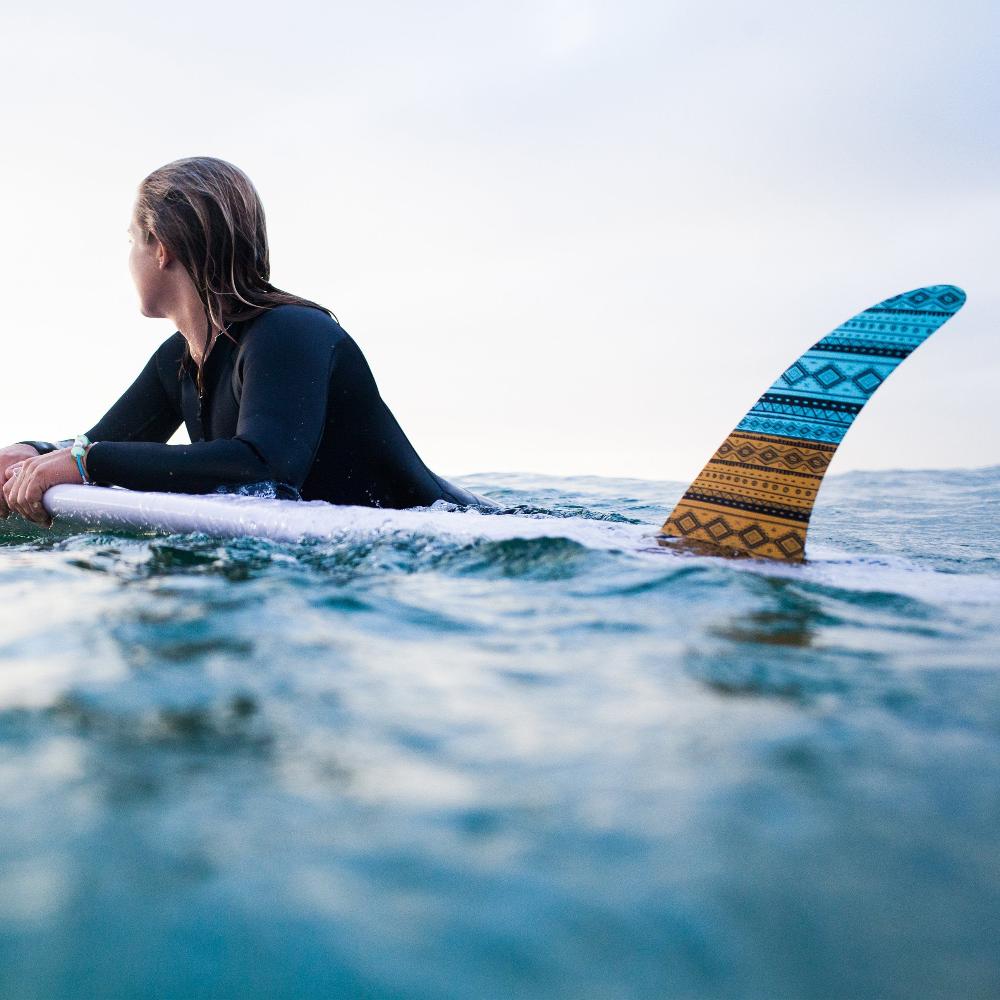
[[1, 156, 491, 526]]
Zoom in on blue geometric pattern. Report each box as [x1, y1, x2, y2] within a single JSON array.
[[736, 285, 966, 443], [662, 284, 966, 561]]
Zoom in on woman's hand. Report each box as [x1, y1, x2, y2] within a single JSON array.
[[1, 448, 83, 526], [0, 443, 41, 520]]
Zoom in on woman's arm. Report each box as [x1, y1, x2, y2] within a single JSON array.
[[85, 309, 335, 495], [15, 335, 185, 457], [6, 311, 335, 513], [3, 337, 189, 523], [85, 336, 185, 444]]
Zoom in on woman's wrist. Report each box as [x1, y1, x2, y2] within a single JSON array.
[[71, 434, 93, 485]]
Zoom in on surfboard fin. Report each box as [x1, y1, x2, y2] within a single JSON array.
[[659, 284, 966, 561]]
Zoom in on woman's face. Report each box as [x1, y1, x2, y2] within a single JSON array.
[[127, 210, 169, 318]]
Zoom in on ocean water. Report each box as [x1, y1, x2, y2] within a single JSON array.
[[0, 467, 998, 1000]]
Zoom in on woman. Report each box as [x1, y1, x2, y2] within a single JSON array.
[[1, 157, 490, 526]]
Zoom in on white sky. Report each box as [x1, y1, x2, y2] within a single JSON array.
[[1, 1, 997, 481]]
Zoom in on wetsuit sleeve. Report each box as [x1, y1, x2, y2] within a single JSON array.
[[84, 338, 184, 444], [16, 440, 70, 455], [16, 338, 184, 458], [85, 312, 333, 495], [228, 313, 334, 488]]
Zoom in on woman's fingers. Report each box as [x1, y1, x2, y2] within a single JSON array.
[[1, 450, 78, 526], [1, 464, 23, 518], [24, 480, 48, 526], [4, 460, 50, 526], [0, 445, 39, 485], [0, 445, 42, 518], [9, 464, 31, 520], [23, 467, 50, 526], [19, 470, 49, 524]]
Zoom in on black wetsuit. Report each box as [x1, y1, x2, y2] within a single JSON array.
[[24, 305, 489, 508]]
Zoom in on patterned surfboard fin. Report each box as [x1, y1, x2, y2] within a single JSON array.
[[659, 285, 966, 561]]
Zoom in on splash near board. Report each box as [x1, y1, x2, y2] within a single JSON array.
[[659, 284, 966, 561]]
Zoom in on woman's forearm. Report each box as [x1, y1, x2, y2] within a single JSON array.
[[85, 438, 278, 494]]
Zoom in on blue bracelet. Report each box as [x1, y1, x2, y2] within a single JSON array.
[[71, 434, 92, 485]]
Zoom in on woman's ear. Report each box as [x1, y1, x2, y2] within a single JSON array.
[[155, 237, 174, 269]]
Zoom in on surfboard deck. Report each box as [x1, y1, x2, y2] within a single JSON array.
[[41, 484, 461, 545], [35, 483, 649, 551]]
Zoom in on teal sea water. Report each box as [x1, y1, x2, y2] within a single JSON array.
[[1, 467, 998, 999]]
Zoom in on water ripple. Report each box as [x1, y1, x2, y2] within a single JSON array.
[[0, 468, 998, 998]]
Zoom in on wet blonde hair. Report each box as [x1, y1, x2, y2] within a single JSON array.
[[134, 156, 332, 385]]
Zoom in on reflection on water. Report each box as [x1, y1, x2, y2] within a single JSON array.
[[710, 579, 826, 648], [0, 468, 999, 999]]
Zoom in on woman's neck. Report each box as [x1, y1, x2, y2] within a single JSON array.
[[172, 295, 223, 366]]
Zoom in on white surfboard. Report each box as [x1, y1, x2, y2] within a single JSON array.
[[40, 483, 650, 550]]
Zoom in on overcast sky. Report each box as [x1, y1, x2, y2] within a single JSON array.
[[1, 1, 997, 481]]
